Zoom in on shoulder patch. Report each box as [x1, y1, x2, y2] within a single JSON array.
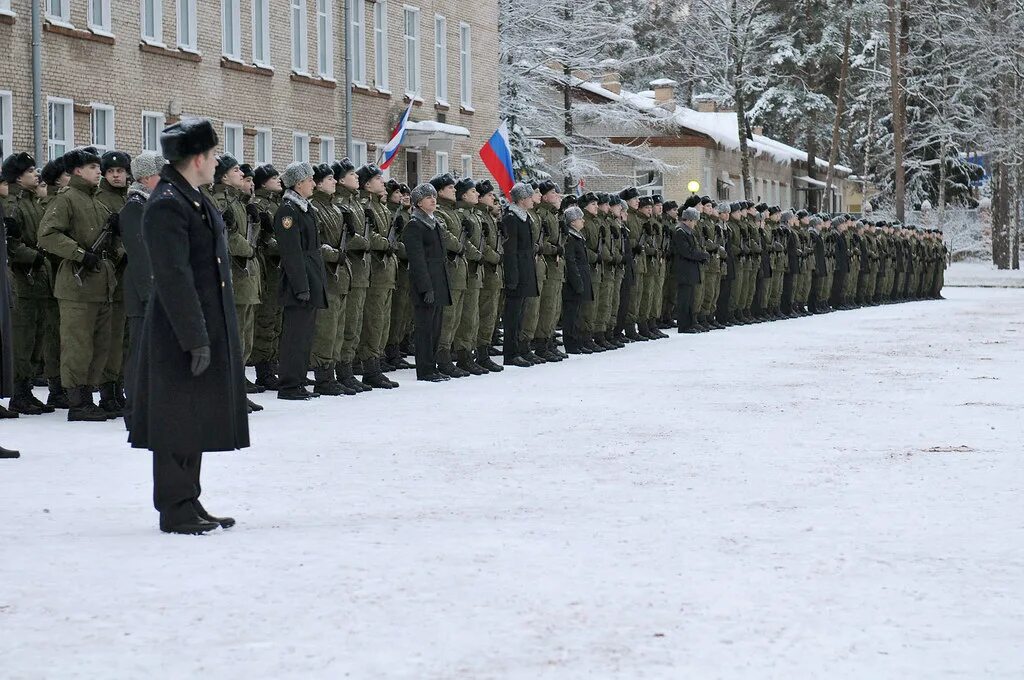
[[282, 216, 293, 230]]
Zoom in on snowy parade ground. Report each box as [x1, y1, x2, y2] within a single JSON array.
[[2, 287, 1022, 679]]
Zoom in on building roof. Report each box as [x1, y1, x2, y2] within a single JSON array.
[[564, 72, 853, 175]]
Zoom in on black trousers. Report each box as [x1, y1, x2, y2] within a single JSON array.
[[675, 283, 696, 331], [124, 313, 145, 428], [717, 276, 734, 321], [561, 294, 583, 350], [781, 273, 796, 313], [503, 295, 526, 359], [616, 276, 633, 331], [153, 449, 202, 517], [278, 305, 317, 390], [412, 299, 442, 378]]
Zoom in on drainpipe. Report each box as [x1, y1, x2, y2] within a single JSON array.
[[31, 0, 43, 160], [343, 0, 352, 158]]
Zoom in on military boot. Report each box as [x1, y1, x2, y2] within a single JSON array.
[[457, 349, 488, 375], [386, 343, 414, 370], [255, 362, 280, 390], [67, 386, 109, 422], [437, 349, 469, 378], [337, 362, 371, 393], [98, 382, 125, 417], [604, 331, 624, 349], [476, 345, 503, 372], [313, 367, 347, 396], [551, 337, 569, 359], [0, 403, 19, 419], [0, 446, 19, 458], [363, 358, 400, 389], [534, 340, 559, 363], [9, 380, 44, 415], [523, 341, 547, 364]]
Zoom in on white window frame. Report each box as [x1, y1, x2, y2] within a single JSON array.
[[0, 0, 13, 16], [403, 6, 420, 97], [142, 111, 166, 153], [435, 150, 449, 175], [140, 0, 164, 45], [459, 22, 472, 108], [47, 97, 74, 161], [317, 0, 334, 79], [90, 104, 115, 153], [254, 128, 272, 165], [223, 123, 244, 162], [290, 0, 308, 74], [176, 0, 198, 52], [251, 0, 271, 66], [434, 14, 447, 105], [351, 140, 367, 169], [88, 0, 111, 35], [347, 0, 365, 84], [46, 0, 71, 26], [703, 166, 713, 198], [293, 132, 310, 163], [319, 136, 336, 164], [222, 0, 241, 60], [460, 154, 472, 178], [373, 1, 390, 92], [0, 92, 13, 160]]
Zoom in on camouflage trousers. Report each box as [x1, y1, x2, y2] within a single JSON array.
[[58, 299, 111, 389], [12, 295, 60, 381], [310, 290, 347, 368], [582, 266, 604, 333], [251, 268, 282, 364], [455, 286, 481, 352], [339, 287, 367, 363]]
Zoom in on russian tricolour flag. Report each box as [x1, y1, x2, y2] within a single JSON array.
[[378, 100, 416, 171], [479, 121, 516, 200]]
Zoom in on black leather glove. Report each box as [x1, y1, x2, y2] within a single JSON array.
[[296, 291, 311, 302], [3, 217, 20, 240], [189, 345, 211, 377], [259, 212, 273, 231], [80, 251, 101, 271], [105, 212, 120, 236], [246, 203, 261, 222], [32, 252, 46, 267], [222, 209, 235, 228], [423, 290, 434, 305]]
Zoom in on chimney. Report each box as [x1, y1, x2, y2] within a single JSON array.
[[600, 72, 621, 96], [695, 98, 716, 113], [650, 78, 678, 111], [752, 125, 764, 137]]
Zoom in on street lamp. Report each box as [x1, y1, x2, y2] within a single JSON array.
[[687, 180, 701, 194]]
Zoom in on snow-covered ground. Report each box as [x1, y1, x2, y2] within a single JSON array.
[[946, 261, 1024, 288], [2, 287, 1023, 680]]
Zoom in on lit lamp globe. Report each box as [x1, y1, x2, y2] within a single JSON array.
[[687, 180, 701, 194]]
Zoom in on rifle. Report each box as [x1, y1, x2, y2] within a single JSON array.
[[73, 226, 113, 287]]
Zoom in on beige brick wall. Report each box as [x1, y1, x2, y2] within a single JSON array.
[[0, 0, 498, 186]]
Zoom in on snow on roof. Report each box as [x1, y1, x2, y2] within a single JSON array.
[[794, 175, 828, 188], [649, 78, 678, 87], [566, 70, 853, 175], [406, 120, 471, 137]]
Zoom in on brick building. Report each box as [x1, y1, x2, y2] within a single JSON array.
[[0, 0, 498, 185]]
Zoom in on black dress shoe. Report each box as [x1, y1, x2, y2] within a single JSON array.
[[0, 446, 20, 458], [505, 356, 532, 368], [418, 373, 449, 382], [247, 397, 264, 411], [159, 506, 220, 535], [194, 501, 235, 529]]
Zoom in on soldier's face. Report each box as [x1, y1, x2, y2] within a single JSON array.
[[265, 176, 283, 193], [439, 185, 456, 201], [462, 187, 479, 204], [584, 202, 599, 216], [294, 176, 316, 198], [401, 194, 411, 207], [17, 168, 39, 190], [627, 198, 639, 210], [479, 192, 495, 207], [35, 182, 47, 198], [640, 206, 653, 217], [543, 191, 560, 207], [342, 171, 359, 190], [654, 205, 663, 216], [223, 165, 246, 189], [195, 150, 218, 185], [367, 174, 385, 195], [570, 218, 584, 231], [417, 195, 436, 213], [105, 167, 128, 188], [0, 181, 7, 197], [599, 203, 610, 214], [76, 163, 102, 186], [318, 176, 337, 194], [244, 177, 255, 194]]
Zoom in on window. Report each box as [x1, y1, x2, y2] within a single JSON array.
[[91, 105, 115, 153], [434, 15, 447, 104], [0, 92, 12, 159], [291, 0, 308, 73], [0, 0, 11, 13], [634, 169, 662, 196], [251, 0, 271, 65], [460, 155, 472, 178], [141, 0, 163, 44], [254, 128, 272, 164], [703, 166, 713, 198], [435, 151, 449, 175], [222, 0, 241, 59], [142, 112, 165, 153], [177, 0, 197, 51], [459, 23, 472, 107], [347, 0, 365, 84], [403, 7, 420, 96], [320, 136, 335, 163], [317, 0, 334, 79], [88, 0, 111, 33], [351, 140, 367, 168], [293, 133, 310, 162], [223, 123, 243, 161], [373, 1, 389, 91], [47, 98, 74, 161], [47, 0, 70, 24]]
